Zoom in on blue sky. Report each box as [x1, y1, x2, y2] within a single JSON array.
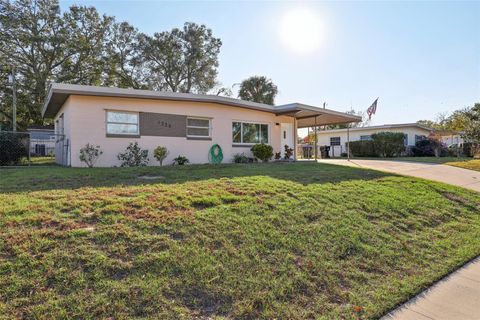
[[60, 0, 480, 125]]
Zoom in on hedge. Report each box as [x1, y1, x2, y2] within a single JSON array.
[[348, 132, 405, 158], [0, 132, 29, 166], [348, 140, 376, 157]]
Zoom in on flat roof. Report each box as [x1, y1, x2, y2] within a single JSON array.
[[42, 83, 361, 126], [317, 123, 434, 134]]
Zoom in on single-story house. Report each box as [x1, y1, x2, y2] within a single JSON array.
[[316, 123, 434, 157], [27, 126, 55, 156], [42, 83, 361, 167]]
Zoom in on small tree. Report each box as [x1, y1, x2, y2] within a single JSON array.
[[117, 142, 149, 167], [79, 143, 103, 168], [153, 146, 169, 166], [462, 103, 480, 158], [251, 143, 273, 162]]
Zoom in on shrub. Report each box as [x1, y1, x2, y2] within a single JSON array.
[[79, 143, 103, 168], [117, 142, 149, 167], [411, 138, 448, 157], [284, 144, 293, 159], [173, 155, 189, 165], [447, 144, 461, 157], [274, 152, 281, 160], [233, 153, 249, 163], [0, 132, 28, 166], [251, 143, 273, 162], [461, 142, 480, 158], [153, 146, 169, 166], [371, 132, 406, 157], [348, 140, 376, 157]]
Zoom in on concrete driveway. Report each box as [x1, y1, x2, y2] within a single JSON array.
[[318, 159, 480, 192]]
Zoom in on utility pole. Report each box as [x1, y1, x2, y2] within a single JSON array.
[[8, 65, 17, 132]]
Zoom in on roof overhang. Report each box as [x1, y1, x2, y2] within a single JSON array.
[[275, 103, 362, 128], [42, 83, 277, 118], [42, 84, 361, 128]]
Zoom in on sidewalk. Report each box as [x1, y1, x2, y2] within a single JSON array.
[[382, 257, 480, 320]]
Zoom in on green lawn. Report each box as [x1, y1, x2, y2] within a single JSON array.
[[445, 159, 480, 172], [1, 163, 479, 319]]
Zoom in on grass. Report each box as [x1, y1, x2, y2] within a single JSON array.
[[0, 162, 479, 319], [445, 159, 480, 172]]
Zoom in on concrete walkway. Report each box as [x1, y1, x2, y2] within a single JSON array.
[[318, 159, 480, 192], [382, 257, 480, 320]]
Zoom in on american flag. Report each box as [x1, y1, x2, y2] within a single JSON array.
[[367, 98, 378, 120]]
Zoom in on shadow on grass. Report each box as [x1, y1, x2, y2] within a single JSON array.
[[0, 162, 390, 193]]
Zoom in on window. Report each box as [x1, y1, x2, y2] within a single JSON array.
[[360, 135, 372, 141], [404, 134, 408, 146], [330, 136, 341, 146], [232, 122, 269, 144], [415, 135, 426, 144], [106, 111, 139, 135], [186, 117, 211, 137]]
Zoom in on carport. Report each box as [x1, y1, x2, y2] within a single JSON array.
[[275, 103, 362, 160]]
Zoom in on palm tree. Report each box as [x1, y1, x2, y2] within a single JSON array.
[[238, 76, 278, 105]]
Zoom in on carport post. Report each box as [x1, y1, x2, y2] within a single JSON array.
[[347, 126, 350, 160], [314, 116, 318, 160]]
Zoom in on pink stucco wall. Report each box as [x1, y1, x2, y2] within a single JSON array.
[[55, 95, 295, 167]]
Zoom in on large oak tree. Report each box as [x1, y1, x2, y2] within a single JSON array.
[[141, 22, 222, 94]]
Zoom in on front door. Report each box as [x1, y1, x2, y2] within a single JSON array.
[[280, 123, 294, 159]]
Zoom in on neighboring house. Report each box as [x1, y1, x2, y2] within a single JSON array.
[[42, 83, 360, 167], [316, 123, 434, 157], [27, 126, 56, 156], [437, 131, 464, 146]]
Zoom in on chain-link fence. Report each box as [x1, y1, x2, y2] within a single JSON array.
[[0, 130, 67, 166]]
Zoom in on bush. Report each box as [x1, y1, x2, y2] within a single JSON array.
[[371, 132, 406, 157], [348, 140, 376, 157], [284, 144, 293, 160], [461, 142, 480, 158], [0, 132, 28, 166], [153, 146, 169, 166], [274, 152, 281, 160], [173, 155, 189, 165], [79, 143, 103, 168], [117, 142, 149, 167], [233, 153, 249, 163], [251, 143, 273, 162], [411, 138, 448, 157]]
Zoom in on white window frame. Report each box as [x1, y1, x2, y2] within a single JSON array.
[[186, 116, 211, 138], [105, 110, 139, 135], [360, 135, 372, 141], [232, 121, 270, 145], [330, 136, 341, 146]]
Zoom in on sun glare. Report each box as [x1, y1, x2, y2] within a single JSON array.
[[278, 8, 323, 54]]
